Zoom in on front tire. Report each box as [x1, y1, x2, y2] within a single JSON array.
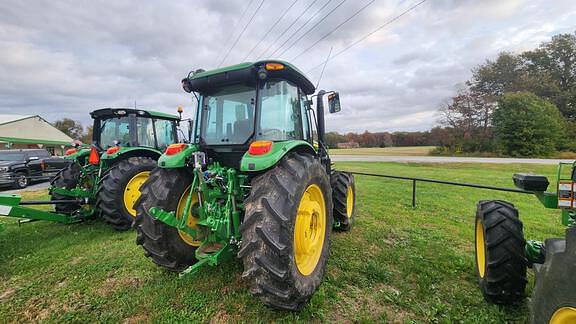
[[239, 153, 333, 310], [331, 171, 356, 231], [530, 227, 576, 324], [97, 157, 156, 231], [50, 164, 81, 214], [134, 167, 199, 272], [475, 200, 527, 304]]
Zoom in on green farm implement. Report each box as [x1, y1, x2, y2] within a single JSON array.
[[0, 108, 181, 231], [134, 61, 357, 310], [474, 165, 576, 323]]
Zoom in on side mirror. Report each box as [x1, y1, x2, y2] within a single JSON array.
[[328, 92, 341, 113]]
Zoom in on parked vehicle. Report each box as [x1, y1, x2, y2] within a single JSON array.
[[0, 149, 69, 188]]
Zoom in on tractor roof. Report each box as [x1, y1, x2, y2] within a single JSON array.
[[90, 108, 179, 120], [185, 60, 316, 95]]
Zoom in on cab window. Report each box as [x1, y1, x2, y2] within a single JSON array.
[[258, 80, 303, 141]]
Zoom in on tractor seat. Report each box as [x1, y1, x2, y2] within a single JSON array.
[[513, 173, 549, 192]]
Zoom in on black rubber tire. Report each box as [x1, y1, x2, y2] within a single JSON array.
[[134, 167, 198, 272], [50, 164, 81, 215], [13, 172, 28, 189], [238, 153, 333, 311], [530, 227, 576, 324], [331, 171, 356, 231], [475, 200, 527, 304], [96, 157, 157, 231]]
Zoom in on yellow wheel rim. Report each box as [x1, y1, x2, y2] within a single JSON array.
[[123, 171, 150, 217], [176, 186, 201, 247], [294, 184, 326, 276], [475, 218, 486, 278], [346, 185, 354, 218], [550, 307, 576, 324]]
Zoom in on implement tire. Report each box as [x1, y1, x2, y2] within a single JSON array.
[[331, 171, 356, 231], [530, 227, 576, 324], [475, 200, 527, 304], [134, 168, 199, 272], [97, 157, 156, 231], [50, 164, 81, 215], [239, 153, 333, 311]]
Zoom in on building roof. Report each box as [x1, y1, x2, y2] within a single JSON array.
[[0, 114, 73, 145], [0, 114, 35, 126]]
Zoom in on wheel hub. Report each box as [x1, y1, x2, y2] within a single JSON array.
[[294, 184, 326, 276], [123, 171, 150, 217], [551, 307, 576, 324]]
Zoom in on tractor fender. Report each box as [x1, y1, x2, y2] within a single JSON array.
[[157, 144, 198, 168], [64, 148, 91, 162], [102, 146, 163, 164], [240, 140, 316, 172]]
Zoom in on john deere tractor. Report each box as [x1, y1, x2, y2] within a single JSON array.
[[134, 61, 356, 310], [474, 166, 576, 323], [0, 108, 181, 231]]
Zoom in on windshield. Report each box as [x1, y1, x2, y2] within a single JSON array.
[[199, 85, 255, 145], [258, 80, 304, 141], [0, 152, 25, 161], [99, 116, 131, 148]]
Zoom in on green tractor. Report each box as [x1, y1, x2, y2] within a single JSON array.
[[474, 165, 576, 323], [0, 108, 181, 230], [134, 61, 356, 310]]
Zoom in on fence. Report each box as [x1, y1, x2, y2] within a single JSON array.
[[348, 171, 533, 207]]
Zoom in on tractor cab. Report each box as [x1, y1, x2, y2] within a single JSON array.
[[181, 61, 341, 168], [90, 108, 180, 152]]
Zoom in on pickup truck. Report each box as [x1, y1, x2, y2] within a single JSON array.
[[0, 149, 70, 189]]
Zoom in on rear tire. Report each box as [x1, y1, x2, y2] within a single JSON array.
[[134, 168, 199, 272], [475, 200, 527, 304], [50, 164, 81, 215], [13, 172, 28, 189], [239, 153, 333, 310], [530, 227, 576, 324], [97, 157, 156, 231], [331, 171, 356, 231]]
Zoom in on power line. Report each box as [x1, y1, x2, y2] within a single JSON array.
[[242, 0, 300, 61], [268, 0, 334, 58], [218, 0, 266, 67], [292, 0, 376, 60], [305, 0, 429, 73], [213, 0, 256, 66], [277, 0, 347, 58], [257, 0, 321, 60]]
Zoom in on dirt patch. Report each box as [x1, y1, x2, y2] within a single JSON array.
[[0, 287, 16, 301], [209, 310, 242, 323], [123, 314, 150, 324], [97, 275, 143, 297]]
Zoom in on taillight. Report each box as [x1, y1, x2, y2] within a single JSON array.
[[88, 146, 100, 165], [248, 141, 273, 155], [165, 143, 187, 156], [40, 159, 46, 171], [65, 148, 77, 156], [107, 146, 120, 155]]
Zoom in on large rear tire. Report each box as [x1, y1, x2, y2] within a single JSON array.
[[530, 227, 576, 324], [134, 167, 199, 272], [239, 153, 333, 310], [96, 157, 156, 231], [331, 171, 356, 231], [50, 164, 81, 215], [475, 200, 527, 304]]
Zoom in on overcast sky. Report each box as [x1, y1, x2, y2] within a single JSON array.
[[0, 0, 574, 133]]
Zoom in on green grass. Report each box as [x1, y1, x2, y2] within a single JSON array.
[[0, 162, 565, 322], [329, 146, 435, 156]]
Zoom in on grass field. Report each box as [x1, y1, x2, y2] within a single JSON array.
[[0, 162, 565, 322], [329, 146, 435, 156]]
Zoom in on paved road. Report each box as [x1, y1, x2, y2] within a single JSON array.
[[331, 155, 574, 165], [0, 181, 50, 194]]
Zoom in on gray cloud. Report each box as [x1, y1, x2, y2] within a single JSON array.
[[0, 0, 574, 133]]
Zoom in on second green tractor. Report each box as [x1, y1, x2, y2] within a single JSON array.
[[134, 61, 357, 310]]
